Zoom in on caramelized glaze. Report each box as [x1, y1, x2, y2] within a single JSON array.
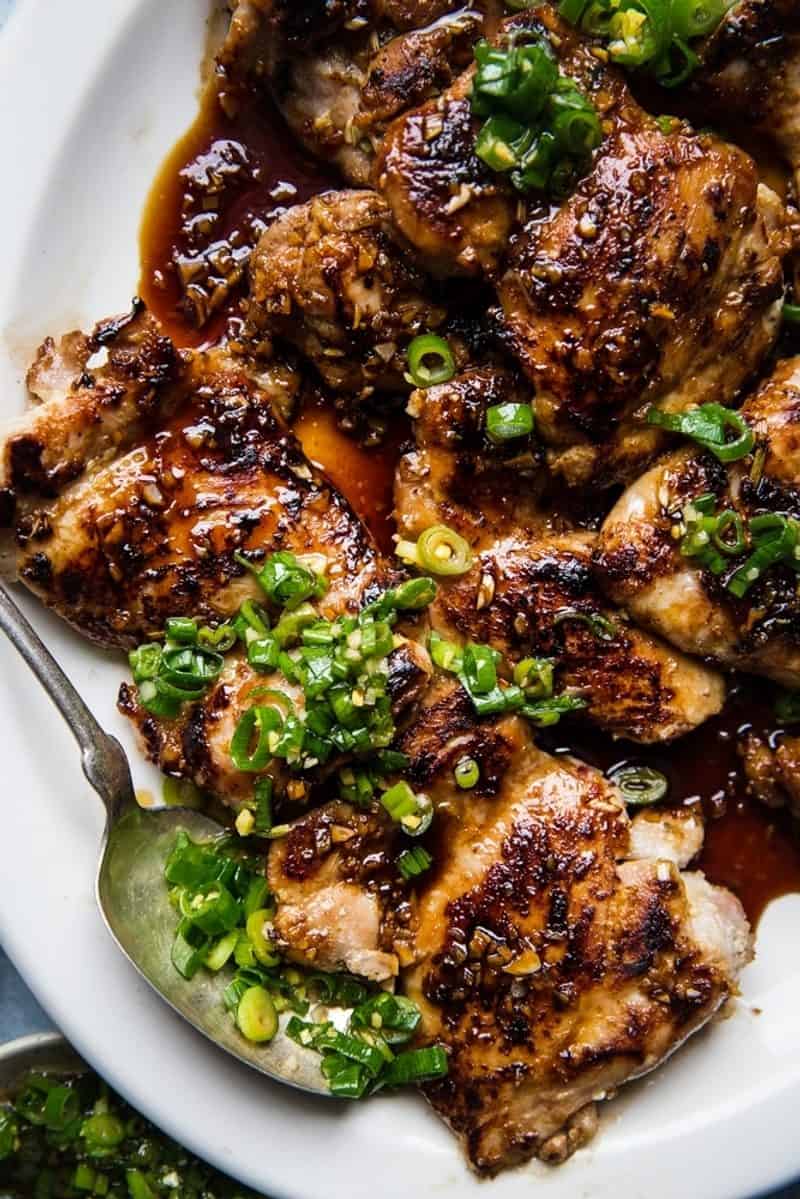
[[139, 77, 800, 926]]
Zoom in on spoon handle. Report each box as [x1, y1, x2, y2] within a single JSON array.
[[0, 583, 135, 821]]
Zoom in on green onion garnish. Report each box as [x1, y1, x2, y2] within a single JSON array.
[[396, 523, 474, 577], [381, 780, 433, 836], [646, 402, 754, 463], [406, 334, 456, 388], [775, 690, 800, 723], [608, 763, 668, 806], [471, 38, 601, 195], [382, 1046, 449, 1087], [485, 400, 535, 442], [728, 513, 800, 599], [552, 608, 617, 641], [454, 756, 480, 789], [398, 845, 433, 880], [558, 0, 734, 85], [783, 302, 800, 325]]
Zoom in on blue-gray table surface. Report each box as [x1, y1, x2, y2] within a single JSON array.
[[0, 1, 798, 1195]]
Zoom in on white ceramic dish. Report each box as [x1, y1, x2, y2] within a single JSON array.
[[0, 2, 800, 1196]]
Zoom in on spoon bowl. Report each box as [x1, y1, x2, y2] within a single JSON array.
[[0, 584, 332, 1096]]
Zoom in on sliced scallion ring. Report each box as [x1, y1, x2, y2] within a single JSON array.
[[485, 401, 534, 442], [608, 763, 668, 806], [406, 334, 456, 388], [414, 524, 474, 577]]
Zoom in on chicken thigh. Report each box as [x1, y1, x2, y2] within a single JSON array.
[[595, 356, 800, 685], [2, 310, 383, 647], [377, 3, 790, 485], [687, 0, 800, 189], [401, 731, 751, 1174]]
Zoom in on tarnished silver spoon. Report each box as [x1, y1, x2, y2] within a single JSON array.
[[0, 583, 331, 1097]]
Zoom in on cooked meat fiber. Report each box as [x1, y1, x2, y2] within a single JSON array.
[[595, 356, 800, 686], [686, 0, 800, 189], [402, 734, 751, 1174], [377, 4, 789, 485], [267, 799, 414, 981], [5, 319, 383, 648], [425, 532, 725, 742], [220, 0, 494, 186], [247, 190, 450, 399]]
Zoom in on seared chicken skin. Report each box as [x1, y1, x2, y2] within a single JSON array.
[[395, 366, 725, 742], [220, 0, 495, 186], [268, 695, 751, 1174], [394, 366, 549, 547], [687, 0, 800, 189], [425, 533, 725, 742], [400, 721, 751, 1174], [377, 4, 789, 484], [596, 356, 800, 686], [2, 312, 383, 647], [247, 190, 449, 399]]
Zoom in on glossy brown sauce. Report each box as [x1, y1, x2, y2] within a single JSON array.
[[139, 78, 800, 926]]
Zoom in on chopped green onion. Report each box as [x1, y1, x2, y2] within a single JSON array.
[[162, 776, 204, 809], [728, 514, 800, 599], [398, 845, 433, 880], [429, 631, 462, 674], [553, 608, 617, 641], [382, 1046, 449, 1086], [178, 882, 241, 935], [42, 1085, 80, 1131], [486, 401, 534, 442], [203, 928, 239, 971], [230, 706, 282, 772], [126, 1170, 157, 1199], [521, 693, 587, 726], [381, 780, 433, 836], [351, 993, 421, 1045], [81, 1112, 126, 1156], [646, 402, 754, 463], [237, 985, 279, 1043], [0, 1111, 18, 1160], [783, 302, 800, 325], [513, 657, 555, 699], [398, 524, 474, 577], [165, 616, 198, 644], [406, 335, 456, 388], [246, 909, 280, 968], [609, 763, 668, 806], [390, 576, 437, 610], [197, 621, 237, 651], [454, 756, 480, 789]]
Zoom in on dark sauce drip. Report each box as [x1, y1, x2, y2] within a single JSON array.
[[139, 79, 800, 927]]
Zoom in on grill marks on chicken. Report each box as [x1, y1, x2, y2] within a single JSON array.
[[395, 736, 750, 1173], [595, 356, 800, 686], [247, 190, 449, 399], [6, 321, 382, 648]]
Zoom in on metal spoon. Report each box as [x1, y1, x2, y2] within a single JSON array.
[[0, 583, 330, 1096]]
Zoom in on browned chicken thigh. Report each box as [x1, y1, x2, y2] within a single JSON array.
[[377, 4, 790, 485], [221, 0, 496, 185], [267, 693, 751, 1174], [404, 732, 751, 1174], [1, 310, 383, 647], [596, 356, 800, 685], [687, 0, 800, 189], [247, 190, 449, 399]]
